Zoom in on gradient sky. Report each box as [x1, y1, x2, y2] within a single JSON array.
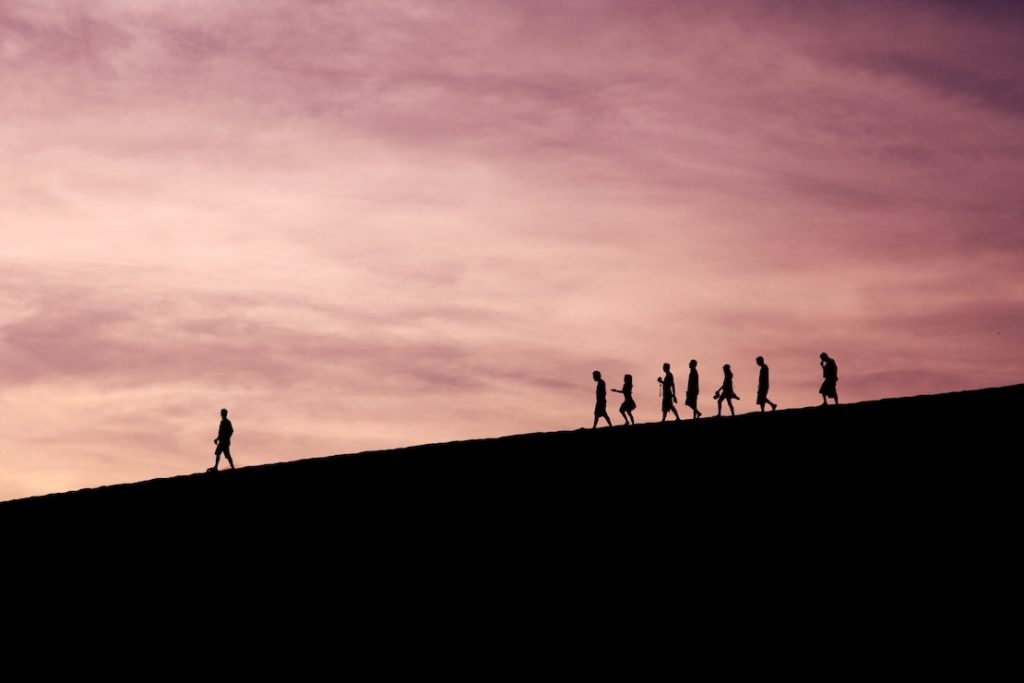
[[2, 0, 1023, 500]]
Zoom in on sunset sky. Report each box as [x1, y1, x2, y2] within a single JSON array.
[[2, 0, 1022, 499]]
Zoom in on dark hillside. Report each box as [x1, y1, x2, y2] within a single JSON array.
[[5, 386, 1016, 650], [4, 386, 1018, 533]]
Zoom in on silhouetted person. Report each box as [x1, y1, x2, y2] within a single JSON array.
[[209, 408, 235, 472], [610, 374, 636, 425], [685, 359, 701, 419], [658, 362, 681, 422], [592, 371, 613, 429], [755, 356, 777, 412], [819, 353, 839, 405], [714, 364, 740, 416]]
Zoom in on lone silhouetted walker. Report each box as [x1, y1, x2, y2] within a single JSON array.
[[658, 362, 681, 422], [819, 353, 839, 405], [209, 408, 235, 472], [714, 364, 740, 416], [592, 371, 613, 429], [685, 359, 702, 419], [755, 356, 778, 412], [610, 374, 636, 425]]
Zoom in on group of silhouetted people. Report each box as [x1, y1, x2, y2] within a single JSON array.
[[203, 354, 841, 470], [591, 353, 839, 427]]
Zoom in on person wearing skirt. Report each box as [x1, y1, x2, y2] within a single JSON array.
[[611, 374, 636, 425], [714, 364, 740, 417], [685, 359, 702, 419], [819, 352, 839, 405]]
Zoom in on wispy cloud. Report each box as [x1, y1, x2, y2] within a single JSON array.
[[2, 0, 1023, 498]]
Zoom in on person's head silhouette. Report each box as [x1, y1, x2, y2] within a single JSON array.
[[756, 356, 764, 366], [663, 362, 670, 373], [689, 359, 697, 369], [820, 352, 829, 361], [723, 364, 731, 375], [624, 374, 632, 384], [593, 370, 601, 381], [221, 408, 228, 418]]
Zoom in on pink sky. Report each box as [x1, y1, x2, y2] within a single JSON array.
[[2, 0, 1023, 499]]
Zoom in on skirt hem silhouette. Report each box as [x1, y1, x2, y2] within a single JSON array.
[[820, 379, 837, 398]]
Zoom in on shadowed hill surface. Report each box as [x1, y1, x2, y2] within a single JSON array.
[[5, 385, 1017, 638], [4, 385, 1019, 527], [6, 387, 1014, 670]]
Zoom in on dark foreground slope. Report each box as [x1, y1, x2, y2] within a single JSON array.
[[4, 385, 1019, 529], [6, 387, 1015, 665]]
